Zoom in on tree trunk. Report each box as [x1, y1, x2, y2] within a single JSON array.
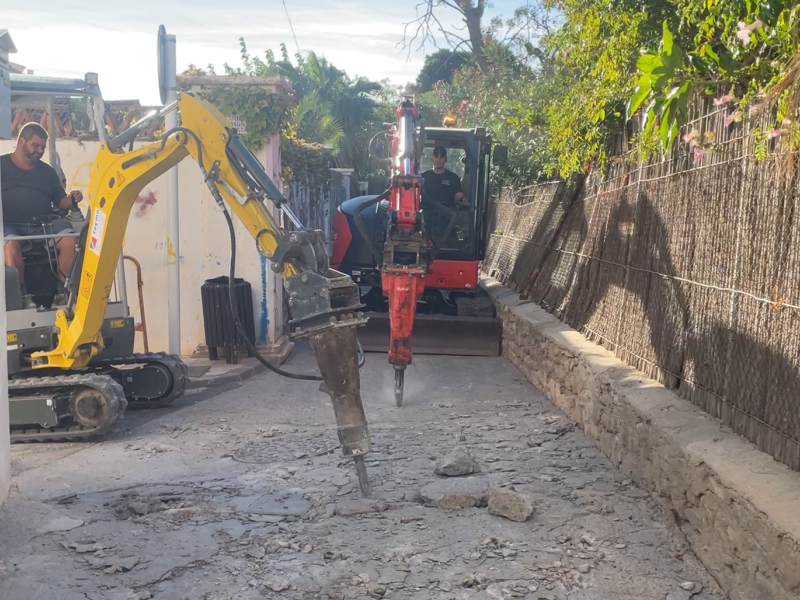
[[461, 1, 490, 73]]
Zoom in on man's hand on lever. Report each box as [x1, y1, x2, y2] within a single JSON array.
[[57, 190, 83, 210]]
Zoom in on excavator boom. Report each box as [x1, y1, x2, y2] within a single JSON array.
[[25, 92, 372, 495]]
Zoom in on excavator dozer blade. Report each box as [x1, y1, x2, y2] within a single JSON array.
[[357, 313, 502, 357]]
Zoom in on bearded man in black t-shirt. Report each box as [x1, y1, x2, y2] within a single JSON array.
[[1, 122, 83, 307]]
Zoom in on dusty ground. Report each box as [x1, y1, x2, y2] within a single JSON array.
[[0, 346, 724, 600]]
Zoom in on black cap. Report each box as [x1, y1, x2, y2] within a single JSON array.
[[433, 146, 447, 157]]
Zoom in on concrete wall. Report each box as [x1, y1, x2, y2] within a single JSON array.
[[0, 135, 285, 356], [483, 276, 800, 600]]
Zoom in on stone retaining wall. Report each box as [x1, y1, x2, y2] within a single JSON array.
[[482, 277, 800, 600]]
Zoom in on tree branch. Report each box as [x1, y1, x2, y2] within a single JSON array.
[[399, 0, 469, 59]]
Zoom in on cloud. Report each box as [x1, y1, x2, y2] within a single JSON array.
[[6, 0, 514, 104]]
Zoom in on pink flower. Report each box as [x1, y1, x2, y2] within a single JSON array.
[[693, 146, 704, 163], [434, 80, 442, 89], [683, 132, 694, 143], [458, 99, 469, 114], [713, 94, 735, 106], [736, 20, 763, 44], [768, 129, 785, 139], [724, 110, 743, 126]]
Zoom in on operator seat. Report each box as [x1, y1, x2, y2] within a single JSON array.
[[15, 213, 82, 309]]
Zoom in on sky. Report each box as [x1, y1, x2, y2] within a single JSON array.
[[5, 0, 521, 106]]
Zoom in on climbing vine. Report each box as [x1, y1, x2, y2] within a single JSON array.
[[177, 73, 332, 192], [280, 131, 333, 189], [178, 79, 290, 153]]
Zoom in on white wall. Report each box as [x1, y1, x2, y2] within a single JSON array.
[[0, 135, 285, 356], [0, 158, 9, 508]]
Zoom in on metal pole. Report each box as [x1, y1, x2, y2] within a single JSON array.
[[164, 33, 180, 355], [46, 97, 57, 168], [116, 251, 129, 316], [0, 143, 9, 501]]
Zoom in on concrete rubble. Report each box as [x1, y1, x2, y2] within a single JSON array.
[[487, 487, 535, 522], [0, 349, 725, 600], [434, 446, 478, 476]]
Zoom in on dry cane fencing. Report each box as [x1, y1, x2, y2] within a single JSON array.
[[484, 95, 800, 471]]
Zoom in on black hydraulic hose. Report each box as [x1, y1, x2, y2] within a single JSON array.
[[220, 205, 323, 381]]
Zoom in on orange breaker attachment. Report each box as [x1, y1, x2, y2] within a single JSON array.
[[383, 264, 426, 405], [354, 96, 440, 407]]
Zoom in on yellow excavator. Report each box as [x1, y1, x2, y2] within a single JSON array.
[[6, 92, 374, 494]]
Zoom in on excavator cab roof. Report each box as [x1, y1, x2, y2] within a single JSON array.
[[10, 71, 109, 168]]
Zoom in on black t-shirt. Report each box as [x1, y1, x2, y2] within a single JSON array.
[[0, 153, 66, 224], [421, 168, 463, 208]]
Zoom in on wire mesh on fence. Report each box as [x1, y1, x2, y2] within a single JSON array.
[[484, 104, 800, 472]]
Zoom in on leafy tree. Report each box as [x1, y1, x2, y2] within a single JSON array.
[[216, 39, 386, 178], [414, 48, 475, 92]]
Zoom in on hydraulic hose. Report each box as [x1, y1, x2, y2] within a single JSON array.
[[221, 204, 364, 381]]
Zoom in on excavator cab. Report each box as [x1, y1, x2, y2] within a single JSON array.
[[331, 126, 502, 357]]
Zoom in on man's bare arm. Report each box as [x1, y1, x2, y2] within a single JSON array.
[[57, 190, 83, 210]]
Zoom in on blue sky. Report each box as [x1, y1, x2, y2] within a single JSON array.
[[6, 1, 523, 105]]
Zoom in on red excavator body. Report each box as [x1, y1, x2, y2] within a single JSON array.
[[331, 111, 503, 405]]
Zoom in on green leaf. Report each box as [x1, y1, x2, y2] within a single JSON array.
[[718, 54, 737, 75], [676, 81, 692, 121], [700, 43, 719, 64], [659, 101, 673, 147], [628, 77, 652, 117], [662, 21, 674, 55], [643, 98, 662, 134], [649, 66, 672, 91], [637, 53, 661, 73], [592, 108, 606, 124]]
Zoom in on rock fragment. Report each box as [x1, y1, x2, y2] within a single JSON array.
[[334, 499, 388, 516], [37, 516, 85, 534], [434, 446, 477, 477], [264, 576, 291, 592], [420, 478, 489, 510], [487, 487, 535, 522]]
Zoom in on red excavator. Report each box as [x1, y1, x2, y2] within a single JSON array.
[[330, 98, 504, 406]]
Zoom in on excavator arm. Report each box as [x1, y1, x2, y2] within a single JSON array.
[[30, 92, 372, 494]]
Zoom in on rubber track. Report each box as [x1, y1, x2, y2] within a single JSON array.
[[10, 373, 127, 443], [90, 352, 189, 409], [9, 353, 188, 443]]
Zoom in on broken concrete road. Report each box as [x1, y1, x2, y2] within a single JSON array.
[[1, 347, 723, 600]]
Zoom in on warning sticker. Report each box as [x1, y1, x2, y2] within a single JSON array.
[[88, 209, 106, 256], [117, 171, 126, 185], [81, 271, 93, 300]]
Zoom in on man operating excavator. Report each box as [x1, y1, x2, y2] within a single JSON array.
[[1, 122, 82, 307]]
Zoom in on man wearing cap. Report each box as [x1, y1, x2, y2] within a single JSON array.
[[420, 146, 468, 210]]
